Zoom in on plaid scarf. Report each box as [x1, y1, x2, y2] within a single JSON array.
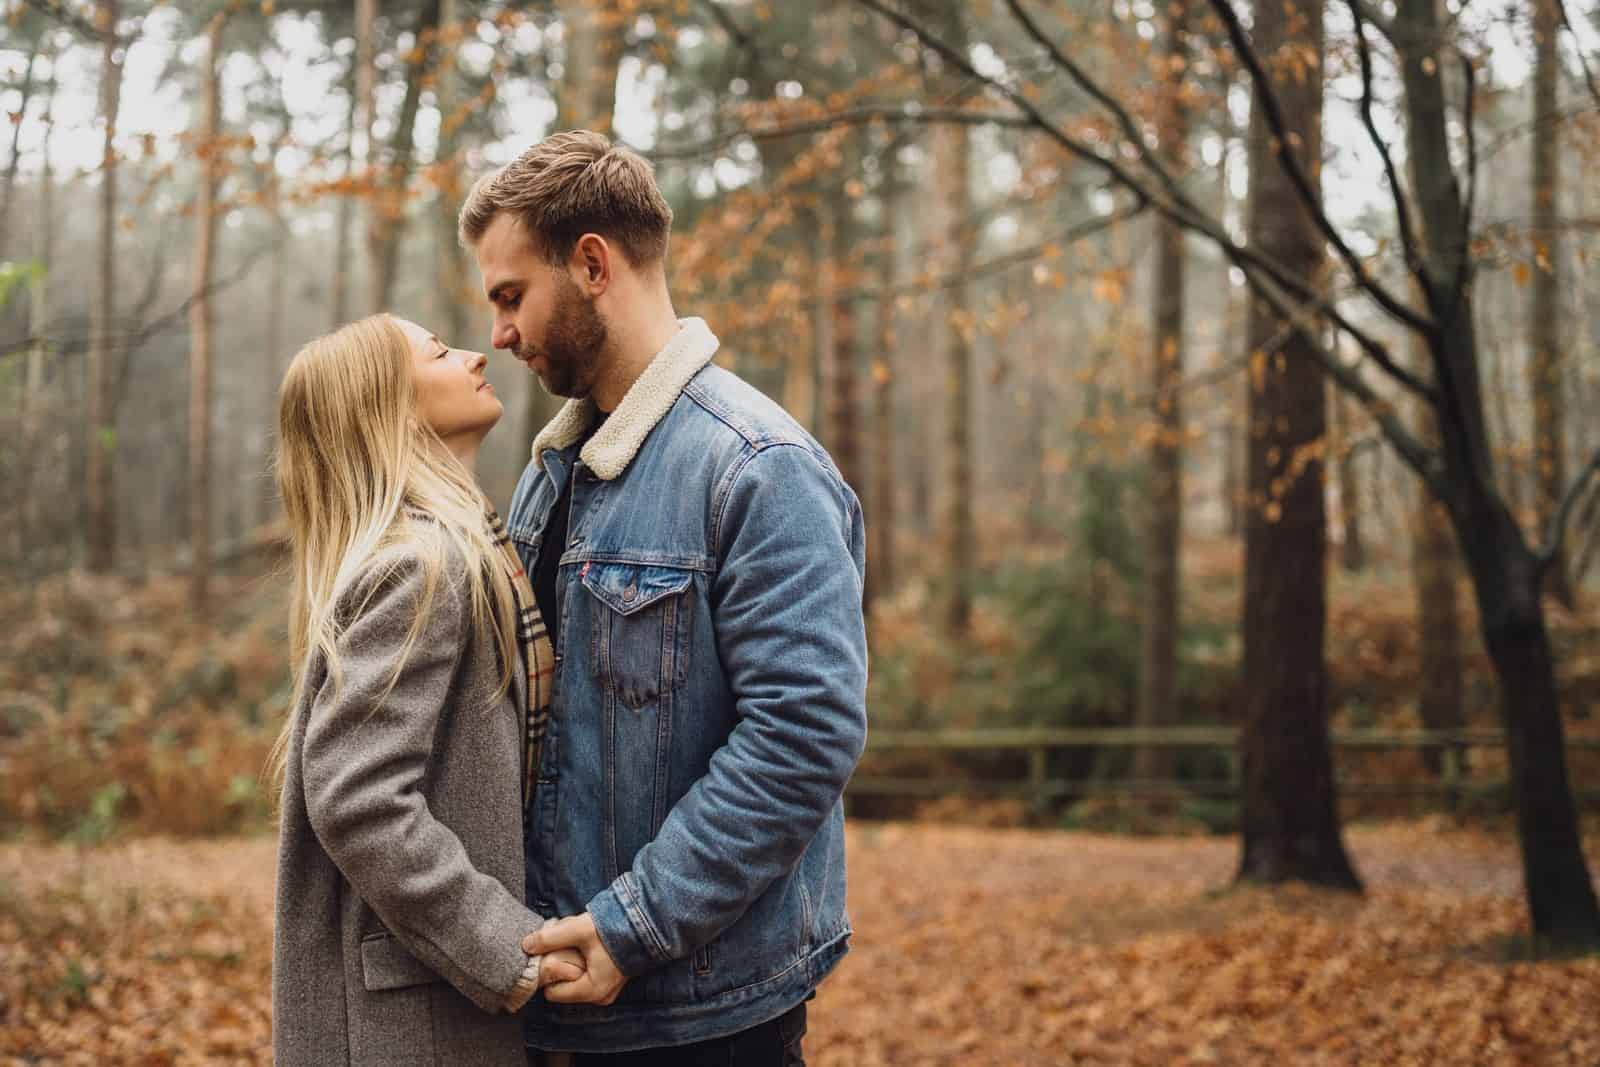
[[486, 507, 554, 814]]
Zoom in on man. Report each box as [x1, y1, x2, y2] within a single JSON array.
[[458, 130, 868, 1065]]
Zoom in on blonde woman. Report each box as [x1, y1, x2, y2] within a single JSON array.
[[271, 314, 578, 1066]]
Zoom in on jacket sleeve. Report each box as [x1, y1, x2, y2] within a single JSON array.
[[586, 442, 869, 976], [301, 546, 542, 1013]]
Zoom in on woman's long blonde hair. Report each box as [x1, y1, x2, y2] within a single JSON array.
[[268, 314, 516, 787]]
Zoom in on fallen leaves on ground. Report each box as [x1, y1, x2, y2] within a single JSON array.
[[3, 821, 1597, 1065]]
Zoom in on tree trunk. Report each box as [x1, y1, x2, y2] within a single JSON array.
[[367, 0, 443, 313], [85, 0, 123, 575], [1394, 0, 1599, 940], [1409, 324, 1464, 774], [556, 0, 626, 134], [21, 42, 57, 561], [330, 52, 360, 330], [867, 170, 901, 608], [1135, 0, 1189, 784], [1236, 0, 1361, 891], [1333, 389, 1365, 572], [189, 14, 225, 614], [0, 34, 40, 263], [260, 124, 288, 526], [1529, 0, 1572, 606], [432, 0, 469, 346], [933, 123, 974, 634], [826, 200, 862, 497]]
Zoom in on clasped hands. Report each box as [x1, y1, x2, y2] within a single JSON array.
[[527, 912, 627, 1006]]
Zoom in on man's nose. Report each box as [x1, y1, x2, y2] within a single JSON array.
[[492, 319, 518, 351]]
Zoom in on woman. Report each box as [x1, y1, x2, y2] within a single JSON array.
[[270, 314, 577, 1066]]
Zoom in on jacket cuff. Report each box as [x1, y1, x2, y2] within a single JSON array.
[[502, 953, 542, 1012], [588, 874, 668, 978]]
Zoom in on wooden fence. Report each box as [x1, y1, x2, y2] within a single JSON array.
[[848, 727, 1600, 813]]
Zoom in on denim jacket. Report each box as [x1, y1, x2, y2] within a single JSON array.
[[507, 318, 868, 1053]]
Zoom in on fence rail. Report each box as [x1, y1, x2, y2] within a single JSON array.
[[848, 728, 1600, 811]]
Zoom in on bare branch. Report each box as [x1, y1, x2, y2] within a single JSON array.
[[1537, 445, 1600, 574], [638, 106, 1034, 161], [1003, 0, 1193, 214], [1552, 0, 1600, 109], [1350, 0, 1397, 43], [855, 0, 1436, 401], [1209, 0, 1434, 335], [1349, 0, 1425, 284]]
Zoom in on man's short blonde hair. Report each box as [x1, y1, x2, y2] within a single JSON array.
[[458, 130, 673, 268]]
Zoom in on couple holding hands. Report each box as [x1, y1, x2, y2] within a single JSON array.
[[271, 131, 868, 1066]]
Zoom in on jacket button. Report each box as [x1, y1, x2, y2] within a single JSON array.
[[622, 584, 637, 602]]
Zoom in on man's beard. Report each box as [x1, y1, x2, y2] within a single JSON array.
[[519, 278, 608, 399]]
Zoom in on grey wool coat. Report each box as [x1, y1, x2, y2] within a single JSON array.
[[273, 539, 542, 1067]]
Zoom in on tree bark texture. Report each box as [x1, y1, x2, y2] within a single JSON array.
[[1236, 0, 1361, 891]]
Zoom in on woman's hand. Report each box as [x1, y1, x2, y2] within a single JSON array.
[[538, 947, 586, 988]]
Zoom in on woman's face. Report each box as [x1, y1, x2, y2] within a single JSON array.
[[397, 317, 502, 449]]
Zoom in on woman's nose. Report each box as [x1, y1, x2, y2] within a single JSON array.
[[465, 350, 488, 373]]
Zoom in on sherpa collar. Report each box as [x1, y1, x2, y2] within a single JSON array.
[[529, 317, 720, 481]]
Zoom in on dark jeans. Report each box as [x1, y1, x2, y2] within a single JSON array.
[[547, 1002, 807, 1067]]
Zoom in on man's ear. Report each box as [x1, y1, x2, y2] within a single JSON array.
[[571, 234, 611, 295]]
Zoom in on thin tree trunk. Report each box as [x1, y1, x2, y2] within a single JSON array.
[[1135, 0, 1189, 784], [85, 0, 123, 574], [784, 217, 819, 430], [1395, 0, 1598, 940], [1236, 0, 1360, 890], [826, 199, 862, 496], [934, 121, 974, 633], [261, 126, 288, 526], [189, 14, 225, 613], [0, 34, 40, 263], [1529, 0, 1572, 606], [432, 0, 468, 346], [1333, 389, 1365, 572], [367, 0, 443, 313], [556, 0, 626, 134], [21, 42, 56, 561], [330, 53, 359, 330], [868, 171, 901, 608]]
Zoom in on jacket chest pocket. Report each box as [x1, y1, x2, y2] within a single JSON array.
[[581, 562, 695, 709]]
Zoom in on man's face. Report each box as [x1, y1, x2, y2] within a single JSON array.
[[475, 213, 608, 400]]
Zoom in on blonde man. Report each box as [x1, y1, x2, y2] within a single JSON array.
[[460, 131, 867, 1065]]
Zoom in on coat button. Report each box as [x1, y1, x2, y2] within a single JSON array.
[[622, 584, 637, 602]]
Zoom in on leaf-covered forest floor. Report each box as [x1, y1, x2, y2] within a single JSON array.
[[3, 821, 1598, 1065]]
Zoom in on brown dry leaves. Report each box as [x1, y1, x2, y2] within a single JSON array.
[[3, 824, 1598, 1065]]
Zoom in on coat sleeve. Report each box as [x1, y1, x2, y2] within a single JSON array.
[[301, 546, 542, 1013]]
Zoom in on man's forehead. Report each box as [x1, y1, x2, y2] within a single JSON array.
[[478, 215, 540, 290]]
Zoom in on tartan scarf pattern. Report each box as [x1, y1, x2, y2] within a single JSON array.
[[486, 507, 554, 813]]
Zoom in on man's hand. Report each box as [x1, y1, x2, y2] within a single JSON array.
[[537, 947, 585, 988], [523, 913, 627, 1006]]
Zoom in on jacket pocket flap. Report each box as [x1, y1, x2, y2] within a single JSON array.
[[360, 933, 440, 991], [580, 562, 693, 616]]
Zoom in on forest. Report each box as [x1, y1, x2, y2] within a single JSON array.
[[2, 0, 1599, 1062]]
